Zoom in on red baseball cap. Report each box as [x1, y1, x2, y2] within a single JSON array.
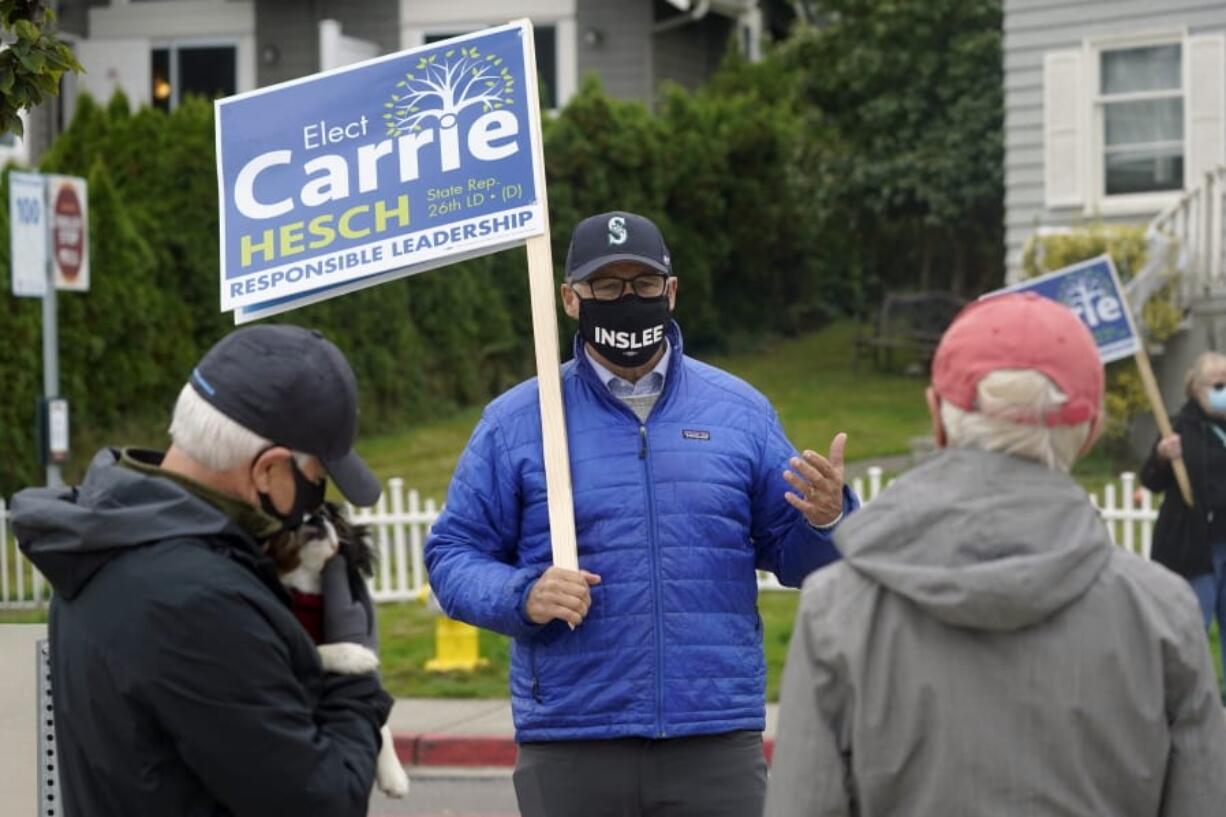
[[931, 292, 1104, 428]]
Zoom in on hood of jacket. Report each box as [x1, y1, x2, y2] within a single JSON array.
[[834, 446, 1112, 632], [12, 448, 261, 600]]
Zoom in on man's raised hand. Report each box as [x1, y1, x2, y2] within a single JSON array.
[[783, 432, 847, 528]]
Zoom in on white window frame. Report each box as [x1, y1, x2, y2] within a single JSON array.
[[1084, 29, 1188, 217], [150, 36, 242, 110], [401, 20, 576, 111]]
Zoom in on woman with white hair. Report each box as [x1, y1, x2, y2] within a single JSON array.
[[1142, 350, 1226, 697]]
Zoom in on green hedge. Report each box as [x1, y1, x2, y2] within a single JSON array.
[[1, 59, 834, 496]]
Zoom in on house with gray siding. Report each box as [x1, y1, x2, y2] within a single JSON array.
[[1005, 0, 1226, 424], [10, 0, 761, 164], [1005, 0, 1224, 282]]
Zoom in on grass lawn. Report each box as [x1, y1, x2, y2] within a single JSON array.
[[4, 320, 1206, 701], [353, 321, 934, 504], [376, 590, 803, 700]]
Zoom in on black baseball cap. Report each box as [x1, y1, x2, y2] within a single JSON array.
[[564, 211, 672, 282], [188, 325, 381, 506]]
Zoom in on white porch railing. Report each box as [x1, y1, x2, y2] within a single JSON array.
[[0, 468, 1163, 609], [1148, 165, 1226, 304]]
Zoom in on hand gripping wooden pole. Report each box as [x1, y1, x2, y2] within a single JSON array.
[[519, 20, 579, 570], [1133, 343, 1195, 507]]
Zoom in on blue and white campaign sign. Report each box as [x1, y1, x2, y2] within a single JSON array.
[[215, 21, 545, 317], [993, 254, 1140, 363]]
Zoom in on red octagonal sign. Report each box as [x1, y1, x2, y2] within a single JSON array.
[[52, 179, 88, 290]]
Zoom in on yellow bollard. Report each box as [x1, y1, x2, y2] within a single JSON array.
[[425, 616, 490, 672]]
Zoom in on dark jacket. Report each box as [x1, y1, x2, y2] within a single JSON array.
[[1140, 400, 1226, 578], [426, 323, 856, 742], [11, 448, 392, 817]]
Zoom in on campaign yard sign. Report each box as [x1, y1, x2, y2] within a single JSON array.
[[992, 254, 1140, 364], [215, 21, 545, 321]]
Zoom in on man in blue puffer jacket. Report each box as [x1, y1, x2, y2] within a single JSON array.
[[425, 211, 859, 817]]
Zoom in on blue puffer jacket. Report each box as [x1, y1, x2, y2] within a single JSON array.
[[425, 323, 856, 741]]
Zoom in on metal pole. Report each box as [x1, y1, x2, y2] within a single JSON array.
[[41, 176, 61, 488]]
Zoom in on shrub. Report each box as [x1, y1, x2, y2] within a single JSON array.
[[1, 65, 827, 495]]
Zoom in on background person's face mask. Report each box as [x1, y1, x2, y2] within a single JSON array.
[[1207, 383, 1226, 416], [579, 294, 670, 368]]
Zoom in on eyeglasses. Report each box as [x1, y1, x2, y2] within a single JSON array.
[[580, 273, 668, 302]]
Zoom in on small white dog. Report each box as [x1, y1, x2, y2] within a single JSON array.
[[272, 505, 410, 800]]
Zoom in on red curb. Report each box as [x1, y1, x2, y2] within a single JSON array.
[[393, 733, 776, 767], [394, 733, 518, 767]]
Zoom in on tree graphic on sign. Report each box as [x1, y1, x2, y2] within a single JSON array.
[[383, 45, 516, 137], [1059, 273, 1108, 319]]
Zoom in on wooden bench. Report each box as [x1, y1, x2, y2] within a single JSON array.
[[853, 291, 967, 372]]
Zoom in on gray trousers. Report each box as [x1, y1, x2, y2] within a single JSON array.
[[513, 731, 767, 817]]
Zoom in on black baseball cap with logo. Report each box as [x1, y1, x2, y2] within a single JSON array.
[[564, 211, 672, 282], [188, 325, 381, 506]]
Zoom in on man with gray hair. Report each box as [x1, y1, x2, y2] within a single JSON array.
[[13, 324, 391, 817], [765, 292, 1226, 817]]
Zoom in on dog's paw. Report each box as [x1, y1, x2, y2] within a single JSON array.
[[376, 744, 410, 799], [318, 643, 380, 675]]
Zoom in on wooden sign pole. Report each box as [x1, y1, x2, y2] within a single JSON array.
[[1106, 252, 1195, 507], [1133, 343, 1195, 507], [520, 20, 578, 570]]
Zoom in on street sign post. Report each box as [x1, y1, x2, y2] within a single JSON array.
[[8, 170, 88, 487]]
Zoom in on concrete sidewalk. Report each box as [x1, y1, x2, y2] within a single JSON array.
[[387, 699, 781, 767]]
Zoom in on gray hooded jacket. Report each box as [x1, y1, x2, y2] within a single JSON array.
[[765, 447, 1226, 817]]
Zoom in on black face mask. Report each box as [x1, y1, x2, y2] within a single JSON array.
[[579, 294, 670, 368], [257, 456, 327, 533]]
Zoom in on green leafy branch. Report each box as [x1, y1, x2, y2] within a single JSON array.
[[0, 0, 83, 137]]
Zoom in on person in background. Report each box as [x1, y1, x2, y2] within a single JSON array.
[[1142, 350, 1226, 700], [766, 294, 1226, 817]]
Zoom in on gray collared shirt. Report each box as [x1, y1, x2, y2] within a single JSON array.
[[585, 341, 671, 421]]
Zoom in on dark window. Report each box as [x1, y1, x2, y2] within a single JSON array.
[[152, 48, 171, 112], [534, 26, 556, 109], [151, 44, 237, 111], [179, 46, 236, 103], [1099, 44, 1184, 196]]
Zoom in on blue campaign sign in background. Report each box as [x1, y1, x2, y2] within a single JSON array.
[[215, 21, 544, 314], [995, 254, 1140, 363]]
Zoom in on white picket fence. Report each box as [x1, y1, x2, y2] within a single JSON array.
[[0, 468, 1161, 609]]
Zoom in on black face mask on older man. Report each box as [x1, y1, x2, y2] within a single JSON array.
[[256, 453, 328, 533], [579, 293, 671, 368]]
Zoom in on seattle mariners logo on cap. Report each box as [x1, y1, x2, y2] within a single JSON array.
[[607, 215, 627, 246]]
